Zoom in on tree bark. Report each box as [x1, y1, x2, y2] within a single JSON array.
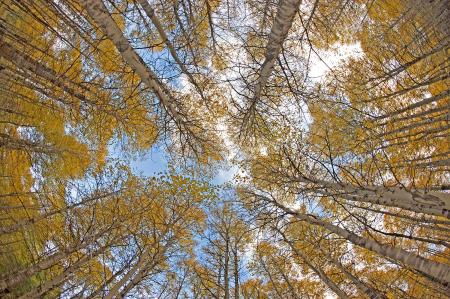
[[0, 189, 122, 234], [268, 196, 450, 285], [0, 228, 113, 292], [17, 241, 113, 299], [104, 246, 152, 299], [378, 113, 449, 138], [80, 0, 186, 131], [224, 235, 230, 299], [252, 0, 302, 102], [0, 39, 124, 121], [289, 173, 450, 218], [324, 252, 387, 299], [277, 229, 350, 299], [233, 246, 239, 299], [0, 40, 91, 106], [136, 0, 206, 101], [86, 265, 129, 299]]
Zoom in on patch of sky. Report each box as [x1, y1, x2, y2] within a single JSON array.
[[309, 42, 363, 81], [130, 145, 169, 177], [129, 144, 240, 185], [212, 163, 239, 185]]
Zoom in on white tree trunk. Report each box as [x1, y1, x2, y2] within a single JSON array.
[[325, 253, 387, 299], [233, 246, 239, 299], [86, 265, 128, 299], [379, 114, 449, 137], [0, 40, 91, 104], [17, 241, 112, 299], [136, 0, 205, 100], [0, 228, 111, 292], [270, 198, 450, 284], [376, 89, 449, 120], [0, 189, 121, 234], [81, 0, 184, 128], [104, 246, 151, 299], [278, 229, 350, 298], [0, 39, 124, 121], [294, 175, 450, 218], [253, 0, 301, 102], [224, 236, 230, 299]]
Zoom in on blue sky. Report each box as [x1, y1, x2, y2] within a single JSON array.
[[130, 146, 168, 176], [129, 145, 238, 185]]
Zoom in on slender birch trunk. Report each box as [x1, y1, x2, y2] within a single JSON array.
[[258, 254, 284, 298], [383, 124, 450, 143], [277, 230, 350, 298], [136, 0, 206, 101], [217, 253, 223, 298], [253, 0, 302, 102], [0, 39, 123, 120], [119, 261, 154, 297], [416, 158, 450, 168], [119, 244, 170, 297], [0, 133, 64, 154], [80, 0, 185, 130], [232, 246, 239, 299], [379, 114, 449, 138], [0, 189, 122, 234], [278, 266, 301, 299], [376, 89, 450, 120], [0, 228, 112, 292], [269, 197, 450, 284], [224, 236, 230, 299], [0, 40, 90, 104], [17, 241, 113, 299], [86, 265, 129, 299], [324, 253, 387, 299], [104, 246, 152, 299], [291, 174, 450, 218]]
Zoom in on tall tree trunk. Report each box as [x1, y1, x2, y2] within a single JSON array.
[[119, 243, 170, 298], [233, 246, 239, 299], [378, 114, 449, 138], [136, 0, 206, 101], [217, 254, 223, 298], [252, 0, 302, 102], [277, 265, 301, 299], [0, 227, 113, 292], [80, 0, 188, 135], [0, 136, 58, 155], [105, 234, 172, 299], [17, 241, 112, 299], [86, 265, 129, 299], [287, 171, 450, 218], [277, 229, 350, 298], [324, 252, 388, 299], [104, 246, 152, 299], [0, 38, 131, 125], [0, 40, 96, 109], [376, 89, 450, 120], [258, 254, 285, 299], [224, 236, 230, 299], [119, 258, 158, 297], [0, 189, 122, 234], [268, 196, 450, 285]]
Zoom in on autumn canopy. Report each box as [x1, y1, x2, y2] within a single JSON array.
[[0, 0, 449, 297]]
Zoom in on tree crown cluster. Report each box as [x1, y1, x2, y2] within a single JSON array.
[[0, 0, 449, 297]]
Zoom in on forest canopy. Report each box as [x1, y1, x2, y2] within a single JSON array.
[[0, 0, 449, 298]]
